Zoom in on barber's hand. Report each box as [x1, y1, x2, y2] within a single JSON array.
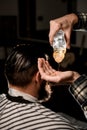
[[49, 13, 78, 49], [38, 58, 80, 85]]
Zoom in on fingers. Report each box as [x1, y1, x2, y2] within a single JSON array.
[[38, 58, 56, 76], [38, 58, 58, 82], [49, 20, 61, 44], [44, 60, 56, 74], [65, 31, 71, 49], [38, 58, 45, 76]]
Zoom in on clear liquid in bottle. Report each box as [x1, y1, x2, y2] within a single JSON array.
[[52, 30, 66, 63]]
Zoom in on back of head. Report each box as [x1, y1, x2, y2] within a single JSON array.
[[4, 44, 46, 87]]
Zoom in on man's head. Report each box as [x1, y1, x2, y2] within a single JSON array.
[[5, 44, 47, 86], [4, 43, 55, 101]]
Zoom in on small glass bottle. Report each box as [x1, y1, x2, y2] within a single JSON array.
[[52, 29, 66, 63]]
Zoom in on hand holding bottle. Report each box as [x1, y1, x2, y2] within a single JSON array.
[[49, 13, 78, 49]]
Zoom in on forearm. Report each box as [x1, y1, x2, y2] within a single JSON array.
[[69, 74, 87, 119]]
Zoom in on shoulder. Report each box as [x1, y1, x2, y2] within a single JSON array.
[[0, 93, 6, 101]]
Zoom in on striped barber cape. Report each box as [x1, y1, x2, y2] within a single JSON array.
[[0, 93, 86, 130]]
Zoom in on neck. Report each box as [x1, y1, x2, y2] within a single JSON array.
[[8, 87, 38, 102], [8, 83, 39, 99]]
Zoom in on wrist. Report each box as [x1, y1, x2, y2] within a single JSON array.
[[73, 72, 80, 82], [70, 13, 78, 25]]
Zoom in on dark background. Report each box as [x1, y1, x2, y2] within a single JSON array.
[[0, 0, 87, 122]]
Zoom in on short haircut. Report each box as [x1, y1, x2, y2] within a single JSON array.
[[4, 43, 47, 87]]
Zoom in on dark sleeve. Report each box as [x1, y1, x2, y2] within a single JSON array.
[[69, 74, 87, 119], [74, 12, 87, 30]]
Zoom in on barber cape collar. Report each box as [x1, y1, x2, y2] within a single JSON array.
[[6, 88, 38, 103]]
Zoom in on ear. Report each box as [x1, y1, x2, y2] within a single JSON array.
[[35, 72, 42, 83]]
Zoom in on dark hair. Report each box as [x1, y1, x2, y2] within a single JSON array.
[[4, 44, 46, 87]]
